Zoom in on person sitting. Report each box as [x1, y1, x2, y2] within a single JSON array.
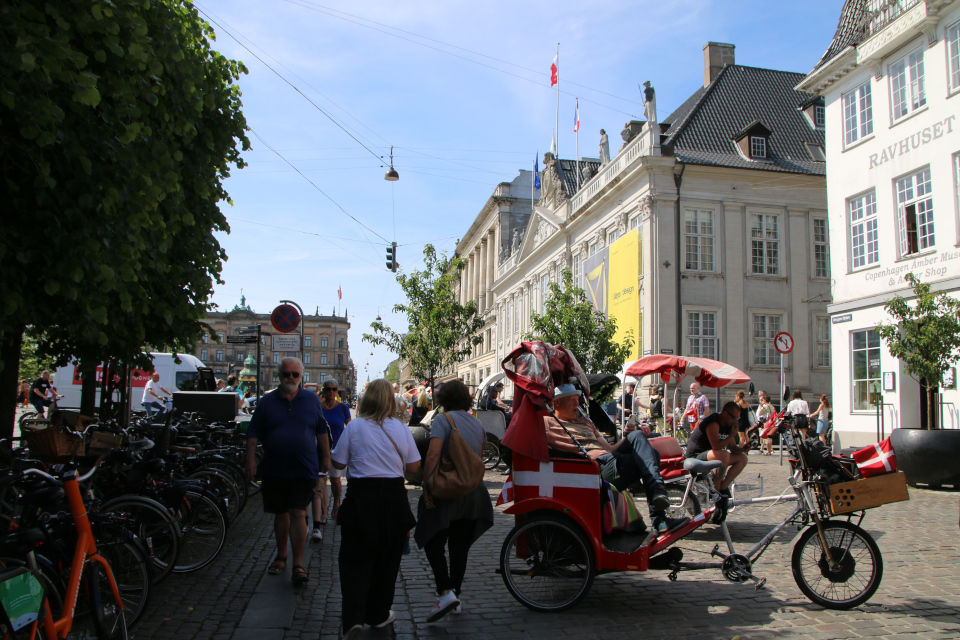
[[684, 401, 750, 521], [543, 384, 689, 535], [484, 383, 511, 417]]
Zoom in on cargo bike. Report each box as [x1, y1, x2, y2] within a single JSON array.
[[496, 343, 908, 612]]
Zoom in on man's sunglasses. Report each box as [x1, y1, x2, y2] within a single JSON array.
[[323, 387, 338, 392], [280, 371, 301, 379]]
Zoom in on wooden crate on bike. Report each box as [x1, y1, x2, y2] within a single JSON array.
[[827, 471, 909, 514], [88, 431, 125, 452], [22, 425, 85, 459]]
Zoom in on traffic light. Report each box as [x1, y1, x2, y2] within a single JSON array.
[[386, 242, 397, 272]]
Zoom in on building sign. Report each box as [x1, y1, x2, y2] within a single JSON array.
[[608, 230, 641, 359], [862, 249, 960, 286], [272, 334, 301, 351], [867, 115, 955, 169], [832, 313, 853, 324]]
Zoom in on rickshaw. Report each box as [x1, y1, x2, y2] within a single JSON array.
[[496, 342, 894, 612]]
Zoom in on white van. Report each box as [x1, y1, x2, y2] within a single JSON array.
[[55, 353, 204, 412]]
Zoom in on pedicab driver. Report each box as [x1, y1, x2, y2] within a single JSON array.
[[684, 401, 750, 521], [543, 384, 690, 535]]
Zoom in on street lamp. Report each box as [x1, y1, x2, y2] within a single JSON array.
[[384, 146, 399, 181]]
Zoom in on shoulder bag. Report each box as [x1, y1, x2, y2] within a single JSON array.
[[425, 413, 485, 501], [377, 419, 421, 484]]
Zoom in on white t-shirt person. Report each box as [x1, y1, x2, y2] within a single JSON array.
[[142, 377, 170, 406], [331, 416, 420, 478]]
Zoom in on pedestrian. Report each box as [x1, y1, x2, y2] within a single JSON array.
[[245, 357, 330, 586], [416, 379, 493, 622], [142, 372, 172, 418], [29, 371, 54, 418], [786, 390, 811, 439], [220, 375, 237, 393], [216, 379, 226, 392], [810, 394, 832, 446], [684, 382, 710, 430], [331, 378, 420, 639], [17, 379, 30, 407], [756, 390, 775, 455], [648, 385, 665, 433], [617, 383, 635, 424], [734, 389, 752, 449], [312, 379, 351, 542], [410, 388, 432, 426]]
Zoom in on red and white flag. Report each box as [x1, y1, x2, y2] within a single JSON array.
[[337, 285, 342, 300], [550, 54, 558, 86], [496, 475, 514, 506], [852, 437, 897, 478], [573, 99, 580, 133]]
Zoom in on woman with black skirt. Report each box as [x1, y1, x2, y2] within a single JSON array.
[[331, 378, 421, 640], [415, 379, 494, 622]]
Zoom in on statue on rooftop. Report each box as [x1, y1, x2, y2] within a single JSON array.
[[641, 81, 657, 124], [599, 130, 610, 165]]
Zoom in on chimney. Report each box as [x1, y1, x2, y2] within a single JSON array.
[[703, 42, 735, 87]]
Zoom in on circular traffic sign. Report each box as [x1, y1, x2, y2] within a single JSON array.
[[774, 331, 794, 355], [271, 304, 300, 334]]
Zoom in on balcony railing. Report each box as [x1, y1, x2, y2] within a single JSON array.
[[862, 0, 922, 39], [569, 125, 657, 216]]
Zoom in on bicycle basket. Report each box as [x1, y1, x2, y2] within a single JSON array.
[[22, 426, 85, 460], [0, 567, 45, 633]]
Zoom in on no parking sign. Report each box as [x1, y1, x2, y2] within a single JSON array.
[[271, 304, 300, 334]]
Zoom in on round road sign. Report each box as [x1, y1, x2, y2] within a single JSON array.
[[774, 331, 794, 355], [271, 304, 301, 334]]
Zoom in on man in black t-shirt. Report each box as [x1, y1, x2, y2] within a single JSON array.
[[30, 371, 54, 417], [685, 401, 750, 505]]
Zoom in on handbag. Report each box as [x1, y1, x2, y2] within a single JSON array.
[[424, 413, 485, 501], [377, 421, 420, 484]]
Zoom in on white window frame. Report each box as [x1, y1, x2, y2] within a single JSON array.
[[889, 47, 926, 122], [813, 217, 830, 279], [514, 294, 521, 333], [304, 372, 311, 383], [505, 299, 512, 337], [540, 274, 550, 315], [629, 215, 639, 231], [202, 334, 210, 344], [948, 19, 960, 94], [896, 167, 935, 258], [749, 213, 781, 276], [684, 208, 715, 272], [320, 336, 329, 348], [305, 336, 312, 347], [685, 309, 719, 360], [849, 190, 880, 270], [304, 352, 312, 365], [842, 80, 874, 147], [814, 105, 825, 128], [815, 315, 831, 368], [750, 136, 767, 159], [272, 352, 279, 364], [589, 241, 598, 256], [320, 353, 328, 365], [851, 328, 882, 412], [751, 311, 783, 367], [573, 255, 583, 291], [200, 349, 207, 361], [236, 351, 243, 362], [608, 228, 620, 245], [215, 350, 223, 362]]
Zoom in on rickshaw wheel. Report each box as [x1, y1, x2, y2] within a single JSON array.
[[665, 485, 702, 520], [500, 512, 595, 612], [790, 520, 883, 609], [482, 438, 501, 470]]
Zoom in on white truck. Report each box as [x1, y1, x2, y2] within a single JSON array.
[[54, 353, 205, 412]]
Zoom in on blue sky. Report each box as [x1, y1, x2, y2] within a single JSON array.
[[195, 0, 842, 380]]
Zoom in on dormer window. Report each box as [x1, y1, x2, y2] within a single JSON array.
[[799, 96, 825, 130], [733, 120, 772, 161], [814, 105, 825, 128]]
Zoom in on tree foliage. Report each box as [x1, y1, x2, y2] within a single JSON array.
[[384, 359, 399, 384], [18, 332, 55, 382], [0, 0, 249, 434], [524, 269, 634, 374], [875, 273, 960, 429], [363, 245, 484, 388]]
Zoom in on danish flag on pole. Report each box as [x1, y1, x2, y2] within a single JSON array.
[[338, 285, 342, 300], [852, 437, 897, 478], [496, 475, 514, 506], [550, 54, 558, 86], [573, 99, 580, 132]]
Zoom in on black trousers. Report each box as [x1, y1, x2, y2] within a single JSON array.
[[423, 519, 475, 596], [337, 477, 415, 628]]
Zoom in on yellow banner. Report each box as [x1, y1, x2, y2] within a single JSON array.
[[607, 230, 640, 358]]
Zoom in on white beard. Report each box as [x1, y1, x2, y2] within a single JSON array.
[[281, 379, 299, 394]]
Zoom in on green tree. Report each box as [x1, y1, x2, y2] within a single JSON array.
[[524, 269, 634, 374], [875, 273, 960, 430], [18, 332, 55, 382], [0, 0, 248, 435], [364, 245, 484, 392], [384, 359, 400, 384]]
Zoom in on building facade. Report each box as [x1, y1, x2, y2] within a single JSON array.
[[192, 298, 355, 397], [460, 43, 832, 413], [798, 0, 960, 446]]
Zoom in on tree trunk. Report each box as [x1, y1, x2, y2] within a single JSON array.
[[79, 359, 98, 418], [927, 386, 937, 430], [0, 330, 25, 441]]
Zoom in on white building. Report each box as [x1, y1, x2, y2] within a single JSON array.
[[798, 0, 960, 446]]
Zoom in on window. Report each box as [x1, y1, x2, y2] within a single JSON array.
[[236, 351, 243, 362], [805, 143, 826, 161], [589, 241, 598, 256], [852, 329, 882, 411], [337, 338, 344, 348], [273, 352, 279, 364], [216, 331, 225, 344], [849, 191, 879, 269], [304, 352, 312, 364], [896, 168, 934, 257], [574, 256, 583, 291], [260, 353, 266, 363], [272, 372, 279, 382], [687, 311, 717, 359], [750, 214, 780, 275], [608, 229, 620, 245], [814, 105, 825, 128], [629, 216, 639, 231], [750, 136, 767, 159], [304, 372, 311, 383], [949, 20, 960, 92], [816, 316, 831, 368], [514, 294, 521, 333], [305, 336, 312, 347], [505, 299, 512, 336], [200, 349, 207, 361], [684, 209, 715, 271], [337, 354, 343, 365], [813, 218, 830, 278], [202, 334, 209, 344], [215, 350, 223, 362], [842, 81, 873, 146], [752, 314, 782, 366], [890, 48, 926, 121], [320, 336, 329, 348], [540, 274, 550, 314], [320, 373, 327, 383], [320, 353, 328, 365]]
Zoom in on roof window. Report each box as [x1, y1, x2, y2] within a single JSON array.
[[733, 120, 772, 161]]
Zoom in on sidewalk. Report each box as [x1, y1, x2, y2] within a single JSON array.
[[131, 454, 960, 640]]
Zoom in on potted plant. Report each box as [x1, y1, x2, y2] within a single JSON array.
[[876, 274, 960, 488]]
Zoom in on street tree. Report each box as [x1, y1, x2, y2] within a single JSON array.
[[524, 269, 634, 374], [0, 0, 249, 436], [363, 245, 484, 392], [875, 273, 960, 430]]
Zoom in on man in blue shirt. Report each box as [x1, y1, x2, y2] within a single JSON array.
[[246, 357, 330, 586]]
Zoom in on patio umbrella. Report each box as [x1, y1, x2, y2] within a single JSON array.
[[624, 355, 750, 388]]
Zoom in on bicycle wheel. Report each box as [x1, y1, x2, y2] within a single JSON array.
[[482, 440, 500, 470], [88, 562, 129, 640], [188, 469, 241, 524], [198, 459, 248, 512], [92, 532, 151, 629], [172, 490, 227, 573], [664, 485, 702, 520], [17, 411, 38, 428], [99, 496, 181, 584], [500, 513, 595, 612], [791, 520, 883, 609]]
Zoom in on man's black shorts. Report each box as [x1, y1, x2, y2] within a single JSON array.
[[260, 476, 315, 514]]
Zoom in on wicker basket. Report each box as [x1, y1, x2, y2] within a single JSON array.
[[22, 426, 86, 460]]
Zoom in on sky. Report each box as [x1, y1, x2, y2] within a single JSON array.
[[195, 0, 843, 381]]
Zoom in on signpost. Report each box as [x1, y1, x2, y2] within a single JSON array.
[[274, 301, 305, 374], [774, 331, 794, 409]]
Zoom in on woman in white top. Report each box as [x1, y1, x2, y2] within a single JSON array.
[[756, 390, 775, 455], [331, 379, 421, 640], [786, 390, 811, 440]]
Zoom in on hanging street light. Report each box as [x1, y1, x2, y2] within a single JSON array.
[[384, 145, 399, 181]]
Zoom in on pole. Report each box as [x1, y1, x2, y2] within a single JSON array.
[[555, 43, 560, 161], [256, 324, 262, 401], [575, 97, 580, 192], [280, 299, 305, 387]]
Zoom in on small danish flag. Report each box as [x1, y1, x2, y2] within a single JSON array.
[[852, 437, 897, 478], [496, 476, 514, 506], [513, 459, 600, 498]]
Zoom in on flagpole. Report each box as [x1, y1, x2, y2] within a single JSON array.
[[531, 153, 535, 214], [575, 98, 580, 192], [555, 43, 560, 161]]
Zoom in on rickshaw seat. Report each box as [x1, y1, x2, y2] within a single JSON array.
[[683, 458, 723, 476], [648, 436, 689, 480]]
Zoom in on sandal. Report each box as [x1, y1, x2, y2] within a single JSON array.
[[331, 506, 339, 519], [291, 565, 308, 585], [268, 557, 287, 576], [318, 516, 328, 525]]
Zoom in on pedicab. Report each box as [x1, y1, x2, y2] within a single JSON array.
[[496, 344, 897, 612]]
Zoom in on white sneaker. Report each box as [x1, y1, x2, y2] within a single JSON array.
[[311, 527, 323, 542], [373, 610, 395, 628], [452, 596, 462, 615], [343, 623, 364, 640], [426, 591, 460, 622]]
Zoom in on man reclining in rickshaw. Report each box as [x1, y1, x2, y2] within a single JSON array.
[[544, 383, 690, 535], [684, 401, 750, 521]]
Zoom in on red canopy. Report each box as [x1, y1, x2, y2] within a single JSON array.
[[624, 355, 750, 388]]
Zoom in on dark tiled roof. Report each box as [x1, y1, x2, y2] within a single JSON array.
[[556, 158, 603, 195], [662, 65, 825, 176], [812, 0, 869, 71]]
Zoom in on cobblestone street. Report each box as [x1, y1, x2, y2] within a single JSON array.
[[130, 453, 960, 640]]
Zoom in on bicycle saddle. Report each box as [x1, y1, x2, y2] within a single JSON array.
[[683, 458, 723, 476]]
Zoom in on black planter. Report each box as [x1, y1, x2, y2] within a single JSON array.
[[890, 427, 960, 488]]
